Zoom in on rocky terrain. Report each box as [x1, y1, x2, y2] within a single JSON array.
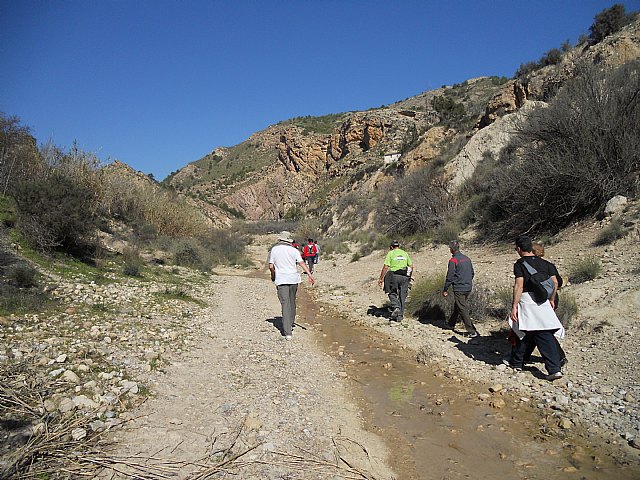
[[306, 211, 640, 467], [2, 200, 640, 478]]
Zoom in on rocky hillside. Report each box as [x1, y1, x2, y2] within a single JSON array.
[[164, 16, 640, 229]]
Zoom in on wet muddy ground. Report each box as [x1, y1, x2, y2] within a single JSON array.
[[297, 288, 638, 480]]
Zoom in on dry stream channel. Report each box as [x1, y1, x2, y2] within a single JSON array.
[[295, 287, 637, 480]]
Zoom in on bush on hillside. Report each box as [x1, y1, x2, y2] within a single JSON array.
[[568, 256, 602, 284], [589, 4, 635, 44], [432, 95, 466, 125], [6, 263, 38, 288], [13, 174, 99, 253], [594, 218, 626, 246], [477, 60, 640, 239], [377, 165, 456, 237], [0, 113, 41, 196]]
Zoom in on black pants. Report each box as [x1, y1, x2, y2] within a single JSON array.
[[510, 330, 561, 375]]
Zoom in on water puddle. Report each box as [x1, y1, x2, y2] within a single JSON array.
[[297, 288, 638, 480]]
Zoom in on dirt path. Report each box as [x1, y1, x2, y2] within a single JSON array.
[[107, 270, 394, 479], [107, 228, 640, 479]]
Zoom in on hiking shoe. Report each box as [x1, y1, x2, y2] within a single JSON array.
[[446, 321, 456, 330], [390, 308, 401, 320], [546, 372, 563, 381], [464, 331, 479, 339], [284, 335, 292, 341], [502, 359, 523, 371], [560, 357, 569, 367]]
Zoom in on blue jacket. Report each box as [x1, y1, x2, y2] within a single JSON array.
[[443, 252, 474, 293]]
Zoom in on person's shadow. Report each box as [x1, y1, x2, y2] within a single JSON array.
[[265, 316, 307, 336], [366, 305, 393, 319], [447, 330, 512, 367]]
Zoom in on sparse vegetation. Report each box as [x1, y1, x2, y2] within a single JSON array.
[[568, 256, 602, 284], [594, 218, 626, 246], [476, 60, 640, 239], [377, 164, 456, 237]]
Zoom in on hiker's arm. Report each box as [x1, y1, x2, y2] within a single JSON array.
[[378, 265, 389, 288], [269, 263, 276, 282], [550, 275, 558, 309], [511, 277, 524, 321], [299, 260, 315, 286]]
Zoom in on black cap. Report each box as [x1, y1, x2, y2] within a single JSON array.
[[391, 240, 400, 247]]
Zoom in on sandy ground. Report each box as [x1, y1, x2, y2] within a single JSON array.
[[105, 267, 394, 479], [105, 220, 640, 479]]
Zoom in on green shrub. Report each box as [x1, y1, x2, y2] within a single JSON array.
[[594, 219, 626, 246], [319, 236, 351, 256], [172, 238, 210, 270], [432, 95, 466, 125], [589, 3, 634, 44], [407, 273, 491, 324], [0, 284, 51, 314], [491, 284, 514, 320], [568, 256, 602, 284], [556, 290, 578, 329], [122, 247, 144, 277], [431, 221, 463, 246], [0, 196, 16, 227], [284, 206, 304, 221], [406, 273, 448, 321], [6, 263, 38, 287], [13, 174, 99, 253]]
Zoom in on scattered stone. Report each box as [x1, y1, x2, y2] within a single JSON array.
[[558, 418, 574, 429], [71, 428, 87, 441]]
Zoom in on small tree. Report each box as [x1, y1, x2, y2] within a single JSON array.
[[13, 174, 99, 252], [589, 4, 633, 44]]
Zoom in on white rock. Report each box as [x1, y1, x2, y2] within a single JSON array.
[[62, 370, 81, 383], [71, 428, 87, 440]]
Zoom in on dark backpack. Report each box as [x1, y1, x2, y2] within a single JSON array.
[[522, 260, 555, 304]]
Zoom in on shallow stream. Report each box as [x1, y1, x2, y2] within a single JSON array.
[[297, 288, 638, 480]]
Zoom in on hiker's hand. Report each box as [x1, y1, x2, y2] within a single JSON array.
[[510, 305, 518, 322], [442, 291, 448, 297], [309, 275, 315, 286], [377, 279, 383, 288]]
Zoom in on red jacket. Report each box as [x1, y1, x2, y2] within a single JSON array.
[[302, 243, 318, 258]]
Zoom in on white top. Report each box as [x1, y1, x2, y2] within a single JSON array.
[[269, 243, 303, 286], [509, 292, 565, 340]]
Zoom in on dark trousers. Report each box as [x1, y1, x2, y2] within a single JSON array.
[[305, 255, 316, 273], [510, 330, 562, 375], [448, 291, 477, 333], [388, 272, 410, 318]]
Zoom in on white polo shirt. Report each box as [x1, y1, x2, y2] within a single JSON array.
[[269, 243, 303, 286]]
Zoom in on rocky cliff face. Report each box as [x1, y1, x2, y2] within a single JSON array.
[[167, 17, 640, 226]]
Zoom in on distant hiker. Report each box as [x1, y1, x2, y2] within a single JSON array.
[[269, 231, 314, 340], [302, 238, 318, 274], [377, 240, 413, 322], [442, 240, 478, 338], [521, 241, 568, 366], [292, 239, 299, 251], [313, 240, 320, 265], [507, 235, 564, 380]]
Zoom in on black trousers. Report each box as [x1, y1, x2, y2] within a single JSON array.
[[510, 330, 562, 375]]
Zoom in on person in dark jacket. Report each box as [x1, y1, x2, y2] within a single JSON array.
[[442, 240, 478, 338]]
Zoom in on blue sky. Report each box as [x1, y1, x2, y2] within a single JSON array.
[[2, 0, 638, 180]]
